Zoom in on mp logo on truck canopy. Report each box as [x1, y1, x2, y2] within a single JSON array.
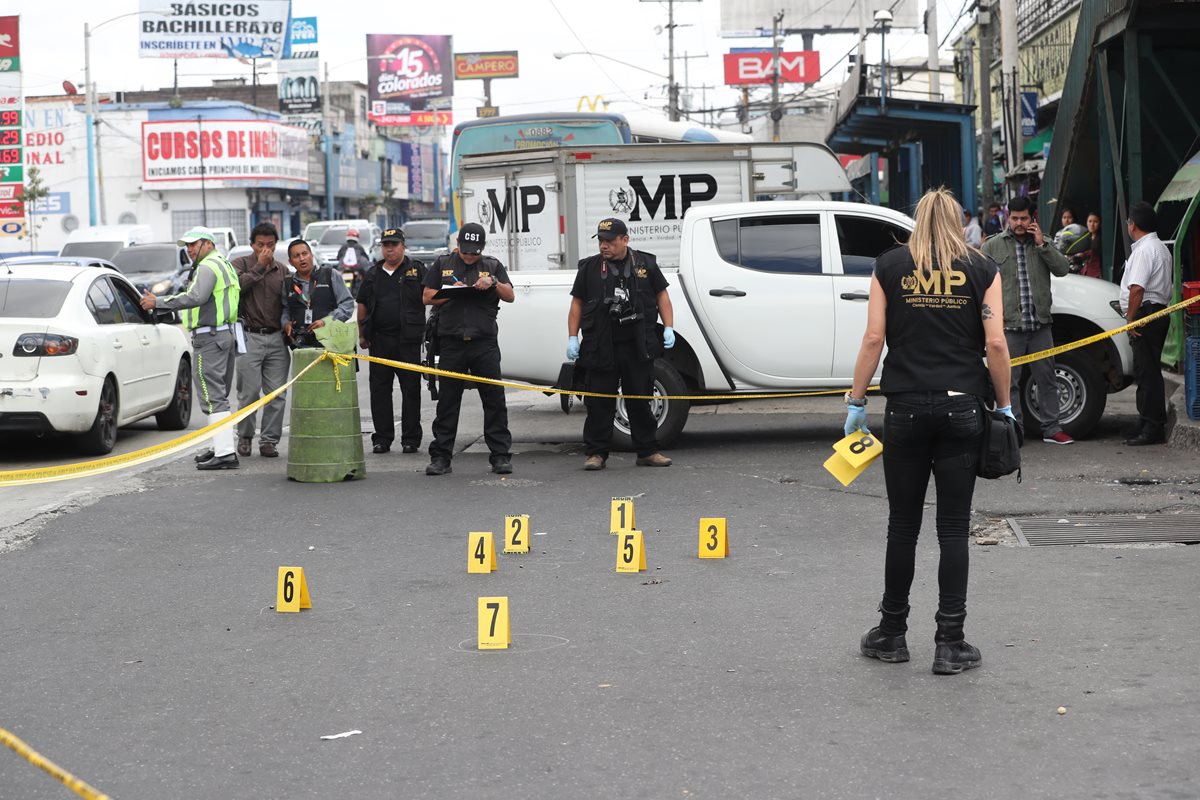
[[480, 186, 546, 233], [610, 173, 718, 221]]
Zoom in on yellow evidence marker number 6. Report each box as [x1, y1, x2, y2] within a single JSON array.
[[276, 566, 313, 613], [504, 515, 530, 554], [699, 517, 728, 558], [477, 596, 511, 649], [616, 530, 647, 572]]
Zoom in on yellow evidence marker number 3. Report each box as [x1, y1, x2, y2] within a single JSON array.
[[477, 596, 511, 649], [276, 566, 313, 613], [699, 517, 729, 558], [468, 532, 498, 573], [610, 497, 636, 535], [616, 530, 647, 573], [504, 515, 530, 554]]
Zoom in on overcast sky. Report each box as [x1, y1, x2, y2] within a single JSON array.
[[17, 0, 969, 128]]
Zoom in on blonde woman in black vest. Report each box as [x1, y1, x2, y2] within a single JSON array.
[[844, 188, 1013, 675]]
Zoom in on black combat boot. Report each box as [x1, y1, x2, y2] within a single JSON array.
[[932, 611, 982, 675], [860, 601, 910, 663]]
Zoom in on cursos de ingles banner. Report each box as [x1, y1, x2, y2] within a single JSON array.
[[365, 34, 454, 127], [141, 119, 309, 189]]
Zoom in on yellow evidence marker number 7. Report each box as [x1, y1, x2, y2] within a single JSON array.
[[611, 497, 636, 535], [504, 515, 530, 554], [616, 530, 646, 573], [477, 596, 511, 649], [276, 566, 313, 613], [468, 532, 498, 573], [699, 517, 728, 558]]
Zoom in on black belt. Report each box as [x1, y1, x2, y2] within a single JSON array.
[[1140, 302, 1167, 311], [246, 327, 281, 335]]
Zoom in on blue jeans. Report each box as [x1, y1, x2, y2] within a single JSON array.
[[881, 392, 984, 617]]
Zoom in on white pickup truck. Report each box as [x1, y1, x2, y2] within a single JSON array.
[[495, 200, 1134, 448]]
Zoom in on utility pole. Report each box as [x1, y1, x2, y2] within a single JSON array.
[[978, 2, 995, 212], [999, 0, 1021, 172], [927, 0, 941, 100], [666, 0, 679, 121], [771, 10, 784, 142], [197, 115, 208, 226], [323, 62, 335, 217]]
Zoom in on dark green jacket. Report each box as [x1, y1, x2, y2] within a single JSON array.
[[982, 228, 1070, 328]]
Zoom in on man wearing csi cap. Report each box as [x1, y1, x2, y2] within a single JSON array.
[[566, 217, 675, 470], [140, 227, 243, 470], [421, 222, 516, 476]]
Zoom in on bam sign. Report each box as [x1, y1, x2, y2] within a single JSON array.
[[723, 51, 819, 85]]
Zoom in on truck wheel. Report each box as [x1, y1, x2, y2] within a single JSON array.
[[611, 359, 690, 451], [1020, 349, 1107, 439]]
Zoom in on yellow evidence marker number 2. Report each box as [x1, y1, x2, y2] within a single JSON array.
[[616, 530, 647, 573], [276, 566, 313, 613], [699, 517, 728, 558], [610, 497, 636, 535], [468, 532, 498, 573], [477, 596, 511, 649], [504, 515, 530, 554]]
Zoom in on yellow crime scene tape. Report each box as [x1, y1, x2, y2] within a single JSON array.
[[3, 292, 1196, 488], [0, 727, 111, 800]]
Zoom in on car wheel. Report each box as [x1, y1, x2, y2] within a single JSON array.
[[156, 357, 192, 431], [79, 377, 119, 455], [1021, 349, 1107, 439], [611, 359, 690, 451]]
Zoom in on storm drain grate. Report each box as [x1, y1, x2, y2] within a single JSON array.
[[1008, 515, 1200, 546]]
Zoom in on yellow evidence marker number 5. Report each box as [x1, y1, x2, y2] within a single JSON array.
[[504, 515, 530, 554], [469, 532, 498, 573], [478, 596, 511, 649], [699, 517, 728, 558], [276, 566, 313, 613], [616, 530, 647, 573]]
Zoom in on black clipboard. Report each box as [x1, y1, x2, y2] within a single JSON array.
[[433, 284, 487, 300]]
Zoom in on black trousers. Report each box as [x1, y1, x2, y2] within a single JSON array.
[[1132, 303, 1170, 429], [583, 339, 659, 458], [367, 333, 422, 448], [880, 392, 984, 618], [429, 337, 511, 463]]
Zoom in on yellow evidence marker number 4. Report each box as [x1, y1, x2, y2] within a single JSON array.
[[276, 566, 313, 613], [477, 596, 511, 649], [616, 530, 647, 573], [610, 497, 636, 534], [468, 532, 498, 573], [699, 517, 729, 558], [504, 515, 530, 554]]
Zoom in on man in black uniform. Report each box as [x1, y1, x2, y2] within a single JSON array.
[[567, 218, 675, 470], [357, 227, 427, 454], [421, 223, 515, 476]]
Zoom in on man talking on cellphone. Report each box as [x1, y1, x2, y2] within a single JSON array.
[[983, 196, 1074, 444]]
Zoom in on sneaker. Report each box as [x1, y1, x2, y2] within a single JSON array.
[[196, 454, 239, 470], [491, 457, 513, 475], [584, 455, 607, 471], [426, 460, 452, 476], [237, 437, 253, 457], [259, 442, 279, 458], [1043, 431, 1074, 445], [636, 453, 673, 467], [193, 449, 215, 463]]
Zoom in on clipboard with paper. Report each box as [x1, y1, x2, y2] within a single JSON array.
[[823, 431, 884, 487]]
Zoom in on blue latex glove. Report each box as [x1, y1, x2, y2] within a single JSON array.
[[567, 335, 580, 361], [844, 405, 870, 437], [997, 404, 1016, 420], [663, 326, 676, 349]]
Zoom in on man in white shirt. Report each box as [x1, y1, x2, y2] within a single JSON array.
[[1119, 201, 1174, 445], [963, 209, 982, 248]]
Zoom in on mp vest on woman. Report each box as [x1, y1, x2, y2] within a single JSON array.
[[874, 246, 998, 398]]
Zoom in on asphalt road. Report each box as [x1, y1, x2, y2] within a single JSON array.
[[1, 379, 1198, 799]]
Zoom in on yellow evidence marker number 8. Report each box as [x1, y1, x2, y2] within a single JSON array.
[[504, 515, 530, 553], [468, 532, 498, 573], [699, 517, 728, 558], [276, 566, 313, 613], [610, 497, 636, 535], [616, 530, 647, 573], [477, 596, 511, 649]]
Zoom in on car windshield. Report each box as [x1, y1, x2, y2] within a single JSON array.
[[0, 279, 74, 318], [303, 223, 333, 241], [318, 228, 356, 246], [61, 241, 124, 260], [113, 248, 176, 274], [403, 222, 447, 242]]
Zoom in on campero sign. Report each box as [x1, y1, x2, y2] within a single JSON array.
[[139, 0, 292, 59], [141, 119, 309, 189], [454, 51, 519, 80]]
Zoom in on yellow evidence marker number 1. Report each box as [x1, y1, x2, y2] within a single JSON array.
[[699, 517, 729, 558], [610, 497, 636, 535], [276, 566, 313, 613], [504, 515, 530, 554], [616, 530, 647, 573], [478, 596, 511, 649], [468, 532, 498, 573]]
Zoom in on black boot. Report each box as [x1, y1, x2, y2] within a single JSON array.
[[860, 601, 910, 663], [932, 611, 982, 675]]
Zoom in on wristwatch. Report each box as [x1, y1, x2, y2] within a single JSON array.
[[844, 391, 867, 407]]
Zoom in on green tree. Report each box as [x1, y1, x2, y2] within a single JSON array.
[[23, 167, 50, 254]]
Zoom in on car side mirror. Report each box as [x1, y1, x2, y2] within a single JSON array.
[[154, 308, 179, 324]]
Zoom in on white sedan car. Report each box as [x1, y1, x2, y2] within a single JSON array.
[[0, 261, 193, 454]]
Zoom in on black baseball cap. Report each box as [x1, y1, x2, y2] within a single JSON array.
[[458, 223, 486, 254], [593, 217, 628, 241], [380, 228, 405, 243]]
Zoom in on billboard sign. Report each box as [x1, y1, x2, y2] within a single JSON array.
[[723, 51, 819, 85], [0, 15, 20, 73], [141, 119, 309, 189], [290, 16, 318, 48], [278, 58, 321, 115], [454, 51, 519, 80], [366, 34, 453, 126], [138, 0, 292, 59], [721, 1, 919, 36], [1020, 91, 1038, 137]]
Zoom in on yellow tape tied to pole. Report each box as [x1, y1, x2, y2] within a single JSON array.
[[0, 727, 111, 800]]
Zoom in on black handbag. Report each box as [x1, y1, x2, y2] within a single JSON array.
[[977, 400, 1023, 480]]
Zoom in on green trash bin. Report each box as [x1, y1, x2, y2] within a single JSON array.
[[286, 348, 366, 482]]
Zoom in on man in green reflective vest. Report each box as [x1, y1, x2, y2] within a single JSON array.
[[140, 227, 243, 470]]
